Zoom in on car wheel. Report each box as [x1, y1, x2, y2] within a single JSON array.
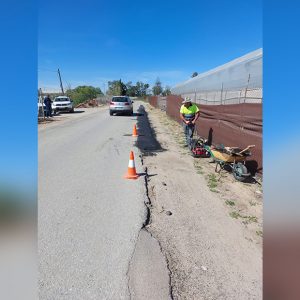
[[109, 110, 113, 116], [70, 108, 74, 113]]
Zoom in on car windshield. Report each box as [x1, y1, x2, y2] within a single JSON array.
[[55, 98, 70, 102], [112, 97, 128, 102]]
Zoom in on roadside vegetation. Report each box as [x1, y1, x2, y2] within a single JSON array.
[[106, 78, 171, 97], [229, 211, 258, 224], [40, 76, 172, 109], [66, 86, 103, 106], [207, 173, 219, 192], [225, 200, 235, 206], [60, 78, 171, 107]]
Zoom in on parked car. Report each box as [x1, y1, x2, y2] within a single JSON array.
[[52, 96, 74, 113], [109, 96, 133, 116]]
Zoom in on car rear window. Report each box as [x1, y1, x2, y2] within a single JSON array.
[[112, 97, 129, 102]]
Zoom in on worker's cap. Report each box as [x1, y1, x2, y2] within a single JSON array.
[[182, 97, 192, 104]]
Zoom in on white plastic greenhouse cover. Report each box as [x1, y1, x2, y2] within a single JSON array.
[[171, 48, 262, 95]]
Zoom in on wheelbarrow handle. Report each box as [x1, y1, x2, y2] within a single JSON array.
[[238, 145, 255, 154]]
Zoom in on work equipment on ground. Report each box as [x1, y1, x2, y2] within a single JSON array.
[[124, 151, 139, 179], [205, 144, 255, 182], [190, 138, 211, 158]]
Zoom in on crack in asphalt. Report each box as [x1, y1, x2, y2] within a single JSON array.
[[127, 153, 174, 300], [142, 161, 174, 300], [142, 166, 152, 228]]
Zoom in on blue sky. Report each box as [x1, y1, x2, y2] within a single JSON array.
[[38, 0, 262, 92]]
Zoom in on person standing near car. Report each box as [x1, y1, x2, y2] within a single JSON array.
[[44, 95, 52, 118], [179, 97, 200, 148]]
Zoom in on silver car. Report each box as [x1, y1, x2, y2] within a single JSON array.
[[109, 96, 133, 116]]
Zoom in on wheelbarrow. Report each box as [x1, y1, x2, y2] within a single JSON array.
[[204, 144, 255, 182]]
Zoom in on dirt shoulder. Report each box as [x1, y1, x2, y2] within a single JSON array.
[[138, 103, 262, 299]]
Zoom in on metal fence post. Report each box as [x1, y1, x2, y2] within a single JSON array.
[[238, 89, 242, 104], [220, 82, 223, 105], [244, 73, 251, 104]]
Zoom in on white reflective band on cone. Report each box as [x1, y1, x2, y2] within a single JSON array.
[[128, 160, 135, 168]]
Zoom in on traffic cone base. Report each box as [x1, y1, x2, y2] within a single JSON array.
[[124, 174, 139, 179], [124, 151, 139, 179]]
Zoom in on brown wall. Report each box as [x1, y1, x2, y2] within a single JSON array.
[[149, 95, 262, 173], [148, 96, 158, 108]]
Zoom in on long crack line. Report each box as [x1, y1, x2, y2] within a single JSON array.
[[141, 159, 174, 299]]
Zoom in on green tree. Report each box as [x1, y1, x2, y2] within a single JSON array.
[[136, 81, 150, 97], [191, 72, 198, 78], [162, 86, 171, 96], [107, 79, 127, 96], [124, 81, 150, 97], [152, 77, 163, 96], [66, 86, 103, 106], [126, 81, 138, 97]]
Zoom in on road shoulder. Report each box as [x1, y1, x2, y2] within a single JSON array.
[[135, 103, 262, 299]]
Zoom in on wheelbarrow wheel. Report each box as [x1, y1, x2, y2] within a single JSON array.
[[233, 162, 249, 182]]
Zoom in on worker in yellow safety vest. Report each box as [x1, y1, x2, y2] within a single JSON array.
[[179, 97, 200, 148]]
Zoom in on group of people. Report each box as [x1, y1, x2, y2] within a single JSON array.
[[179, 97, 200, 149]]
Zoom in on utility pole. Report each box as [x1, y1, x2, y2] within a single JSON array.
[[57, 68, 65, 95]]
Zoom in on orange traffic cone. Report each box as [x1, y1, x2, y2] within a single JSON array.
[[132, 124, 138, 137], [124, 151, 139, 179]]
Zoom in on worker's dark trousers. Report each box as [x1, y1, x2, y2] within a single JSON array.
[[45, 106, 52, 117], [183, 123, 195, 149]]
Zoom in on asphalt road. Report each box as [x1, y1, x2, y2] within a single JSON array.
[[38, 105, 148, 299]]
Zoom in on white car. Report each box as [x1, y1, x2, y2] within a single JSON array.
[[52, 96, 75, 113]]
